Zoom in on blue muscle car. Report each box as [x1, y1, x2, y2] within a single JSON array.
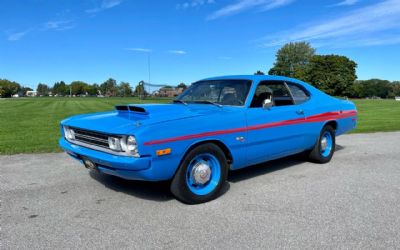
[[59, 75, 357, 204]]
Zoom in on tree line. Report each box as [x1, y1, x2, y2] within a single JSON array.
[[37, 78, 134, 97], [256, 42, 400, 98], [0, 78, 189, 98], [1, 78, 139, 98]]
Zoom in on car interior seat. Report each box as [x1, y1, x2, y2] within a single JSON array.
[[221, 93, 237, 105]]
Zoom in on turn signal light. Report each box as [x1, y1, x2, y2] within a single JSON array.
[[156, 148, 171, 156]]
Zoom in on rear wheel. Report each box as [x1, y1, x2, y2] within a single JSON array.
[[308, 125, 336, 163], [170, 143, 228, 204]]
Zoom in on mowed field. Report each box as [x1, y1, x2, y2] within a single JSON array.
[[0, 97, 170, 154], [0, 97, 399, 154]]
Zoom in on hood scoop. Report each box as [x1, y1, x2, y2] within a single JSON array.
[[115, 105, 149, 115]]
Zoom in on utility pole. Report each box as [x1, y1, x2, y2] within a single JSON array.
[[148, 53, 151, 85], [146, 52, 151, 98]]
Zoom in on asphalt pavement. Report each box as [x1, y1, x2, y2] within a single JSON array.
[[1, 132, 400, 249]]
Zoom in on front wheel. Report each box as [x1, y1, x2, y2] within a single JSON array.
[[170, 143, 228, 204], [308, 125, 336, 163]]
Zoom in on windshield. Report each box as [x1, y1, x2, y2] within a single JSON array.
[[175, 80, 252, 106]]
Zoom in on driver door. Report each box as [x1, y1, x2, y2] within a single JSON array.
[[245, 80, 307, 166]]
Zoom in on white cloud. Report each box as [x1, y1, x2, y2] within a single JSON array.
[[207, 0, 294, 20], [6, 30, 31, 41], [43, 20, 76, 31], [334, 0, 359, 6], [259, 0, 400, 47], [177, 0, 215, 10], [126, 48, 152, 53], [86, 0, 122, 13], [5, 13, 76, 41], [168, 50, 187, 55]]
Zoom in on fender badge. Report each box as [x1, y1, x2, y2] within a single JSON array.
[[236, 136, 245, 142]]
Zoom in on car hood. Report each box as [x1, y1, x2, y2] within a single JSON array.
[[61, 104, 213, 135]]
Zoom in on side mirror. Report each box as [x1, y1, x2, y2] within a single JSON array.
[[262, 98, 273, 109]]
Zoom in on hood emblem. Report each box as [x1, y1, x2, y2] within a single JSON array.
[[135, 122, 142, 127]]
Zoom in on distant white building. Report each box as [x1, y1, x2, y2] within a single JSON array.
[[26, 91, 37, 97], [12, 94, 19, 98]]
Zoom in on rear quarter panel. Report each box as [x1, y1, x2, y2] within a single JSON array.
[[301, 84, 357, 149]]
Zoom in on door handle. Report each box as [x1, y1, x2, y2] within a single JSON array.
[[296, 110, 304, 115]]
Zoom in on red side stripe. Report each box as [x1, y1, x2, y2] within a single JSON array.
[[143, 110, 357, 146]]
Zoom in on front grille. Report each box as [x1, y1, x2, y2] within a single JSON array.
[[72, 128, 114, 149]]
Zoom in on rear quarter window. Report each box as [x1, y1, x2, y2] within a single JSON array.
[[287, 83, 310, 104]]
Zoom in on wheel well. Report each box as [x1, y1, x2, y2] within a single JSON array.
[[325, 120, 338, 131], [185, 140, 233, 165]]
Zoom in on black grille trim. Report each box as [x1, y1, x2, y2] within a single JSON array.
[[71, 128, 121, 150]]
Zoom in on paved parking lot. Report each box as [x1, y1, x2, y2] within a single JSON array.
[[1, 132, 400, 249]]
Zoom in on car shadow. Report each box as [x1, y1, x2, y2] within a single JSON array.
[[335, 144, 345, 152], [89, 170, 174, 202], [88, 144, 344, 201], [228, 155, 303, 183], [229, 144, 345, 183], [89, 169, 231, 203]]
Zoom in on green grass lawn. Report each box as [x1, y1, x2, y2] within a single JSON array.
[[0, 97, 399, 154], [0, 97, 171, 154], [351, 99, 400, 133]]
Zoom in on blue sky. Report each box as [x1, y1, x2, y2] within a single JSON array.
[[1, 0, 400, 89]]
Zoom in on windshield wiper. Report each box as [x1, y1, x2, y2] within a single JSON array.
[[172, 99, 188, 105], [193, 100, 223, 108]]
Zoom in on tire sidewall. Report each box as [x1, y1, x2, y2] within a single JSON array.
[[317, 125, 336, 163]]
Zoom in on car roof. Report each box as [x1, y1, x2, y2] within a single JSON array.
[[200, 75, 307, 85]]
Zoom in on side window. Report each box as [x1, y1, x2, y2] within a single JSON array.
[[250, 81, 294, 108], [287, 83, 310, 104], [220, 87, 237, 105]]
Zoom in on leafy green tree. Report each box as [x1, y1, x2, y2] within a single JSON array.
[[118, 82, 132, 97], [268, 42, 315, 79], [70, 81, 89, 96], [351, 79, 392, 98], [304, 55, 357, 96], [85, 84, 99, 96], [177, 82, 187, 90], [134, 81, 148, 97], [52, 81, 67, 96], [100, 78, 117, 97], [254, 70, 265, 75], [391, 82, 400, 97], [0, 79, 21, 97], [36, 83, 50, 96]]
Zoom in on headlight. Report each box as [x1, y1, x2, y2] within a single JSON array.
[[126, 136, 137, 151], [108, 137, 122, 151], [126, 136, 139, 156], [107, 135, 139, 157], [63, 126, 75, 140]]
